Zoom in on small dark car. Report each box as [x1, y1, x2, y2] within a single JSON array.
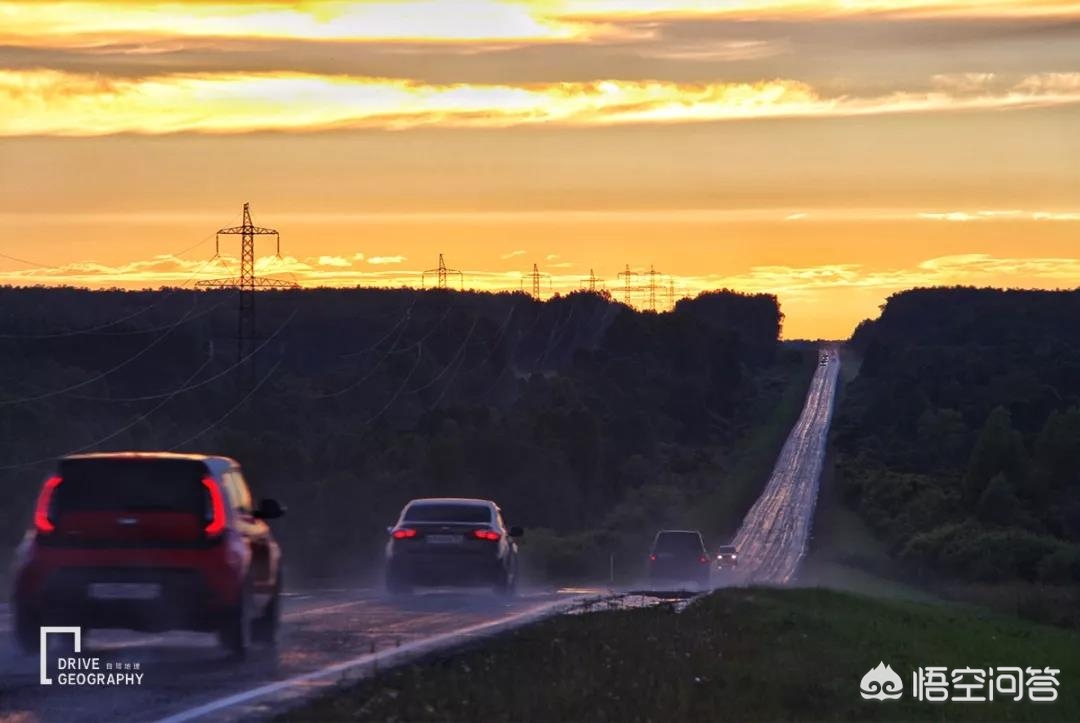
[[384, 498, 523, 595], [647, 530, 711, 589], [12, 452, 286, 658], [715, 544, 739, 570]]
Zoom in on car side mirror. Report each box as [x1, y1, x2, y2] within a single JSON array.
[[254, 498, 285, 520], [509, 526, 524, 538]]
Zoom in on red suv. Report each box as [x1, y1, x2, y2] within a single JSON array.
[[11, 452, 285, 657]]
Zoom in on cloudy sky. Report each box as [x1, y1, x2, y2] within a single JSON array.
[[1, 0, 1078, 338]]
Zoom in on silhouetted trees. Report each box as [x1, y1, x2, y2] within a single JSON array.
[[836, 287, 1080, 584], [0, 285, 791, 582]]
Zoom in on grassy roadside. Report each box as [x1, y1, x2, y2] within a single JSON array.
[[284, 587, 1080, 722], [800, 346, 935, 602], [806, 347, 1080, 626], [691, 344, 817, 542]]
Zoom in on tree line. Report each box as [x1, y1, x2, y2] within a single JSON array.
[[0, 285, 790, 583], [836, 287, 1080, 585]]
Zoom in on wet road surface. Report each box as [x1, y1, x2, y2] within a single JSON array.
[[0, 350, 840, 721], [732, 349, 840, 584], [0, 587, 595, 722]]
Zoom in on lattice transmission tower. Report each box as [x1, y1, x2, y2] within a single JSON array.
[[422, 254, 464, 290], [194, 202, 299, 390], [581, 269, 603, 293], [522, 263, 552, 299]]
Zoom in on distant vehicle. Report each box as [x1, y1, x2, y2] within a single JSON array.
[[384, 498, 523, 595], [11, 452, 286, 658], [715, 544, 738, 569], [647, 530, 711, 589]]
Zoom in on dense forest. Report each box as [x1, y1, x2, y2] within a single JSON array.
[[0, 285, 796, 584], [835, 287, 1080, 586]]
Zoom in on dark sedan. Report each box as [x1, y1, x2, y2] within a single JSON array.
[[384, 498, 523, 596]]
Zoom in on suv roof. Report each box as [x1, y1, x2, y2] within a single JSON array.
[[407, 497, 495, 507], [61, 452, 237, 476]]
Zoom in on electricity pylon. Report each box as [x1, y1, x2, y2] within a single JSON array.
[[194, 202, 298, 390], [422, 253, 464, 290]]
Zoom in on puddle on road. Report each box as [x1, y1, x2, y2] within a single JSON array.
[[564, 590, 704, 615]]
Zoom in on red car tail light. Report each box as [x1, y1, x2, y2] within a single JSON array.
[[34, 475, 62, 534], [392, 528, 417, 539], [202, 477, 227, 536], [699, 555, 709, 564], [472, 529, 501, 541], [649, 554, 657, 562]]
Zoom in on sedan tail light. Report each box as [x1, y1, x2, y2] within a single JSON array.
[[34, 475, 63, 534], [392, 528, 418, 539], [472, 529, 501, 542], [202, 477, 227, 536]]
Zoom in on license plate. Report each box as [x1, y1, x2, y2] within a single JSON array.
[[88, 582, 162, 601], [426, 534, 463, 545]]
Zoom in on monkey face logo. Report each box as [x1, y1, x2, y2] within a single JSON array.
[[861, 662, 904, 701]]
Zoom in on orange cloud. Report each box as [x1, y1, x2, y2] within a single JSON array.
[[4, 70, 1080, 136]]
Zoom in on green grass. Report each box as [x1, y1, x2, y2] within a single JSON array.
[[284, 587, 1080, 722], [800, 345, 935, 603]]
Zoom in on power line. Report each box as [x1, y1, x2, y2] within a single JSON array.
[[167, 359, 283, 452], [339, 292, 421, 359], [310, 305, 453, 400], [68, 309, 298, 403], [194, 202, 299, 392], [404, 318, 479, 395], [0, 352, 216, 471], [0, 295, 228, 407], [0, 233, 220, 340]]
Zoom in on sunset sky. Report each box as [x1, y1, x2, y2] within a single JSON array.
[[1, 1, 1078, 338]]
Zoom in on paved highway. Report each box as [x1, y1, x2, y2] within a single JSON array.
[[731, 349, 840, 584], [0, 349, 840, 721], [0, 588, 598, 722]]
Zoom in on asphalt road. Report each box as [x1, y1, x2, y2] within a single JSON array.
[[0, 349, 840, 721], [0, 587, 596, 722], [731, 348, 841, 584]]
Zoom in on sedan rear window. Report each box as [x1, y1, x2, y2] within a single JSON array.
[[403, 504, 492, 523], [653, 532, 705, 554], [55, 458, 208, 515]]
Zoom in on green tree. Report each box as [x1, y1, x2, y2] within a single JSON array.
[[977, 473, 1020, 526], [963, 407, 1027, 506], [1027, 408, 1080, 505]]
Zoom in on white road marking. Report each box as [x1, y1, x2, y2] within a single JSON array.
[[154, 593, 609, 723]]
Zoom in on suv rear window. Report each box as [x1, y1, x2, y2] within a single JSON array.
[[653, 532, 705, 555], [403, 504, 491, 523], [55, 458, 209, 515]]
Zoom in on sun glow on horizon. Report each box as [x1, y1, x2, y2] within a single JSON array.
[[1, 0, 1078, 337]]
